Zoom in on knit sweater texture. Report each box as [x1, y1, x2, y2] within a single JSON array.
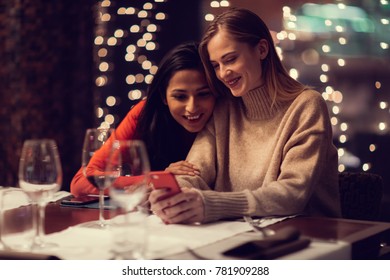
[[176, 86, 341, 223]]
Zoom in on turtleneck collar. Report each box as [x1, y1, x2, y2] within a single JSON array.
[[241, 86, 283, 120]]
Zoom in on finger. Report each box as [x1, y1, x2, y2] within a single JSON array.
[[159, 191, 200, 217], [177, 165, 200, 173], [166, 167, 199, 176], [164, 201, 203, 224], [167, 165, 200, 175], [162, 200, 193, 218], [180, 162, 200, 171], [168, 211, 198, 224], [168, 161, 200, 170], [152, 198, 203, 224], [151, 209, 169, 223], [161, 191, 196, 209], [149, 189, 169, 204], [149, 192, 187, 217], [166, 161, 187, 168]]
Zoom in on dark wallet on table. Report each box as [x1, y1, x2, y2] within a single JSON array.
[[222, 226, 311, 259]]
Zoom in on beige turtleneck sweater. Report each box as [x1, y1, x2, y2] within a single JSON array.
[[176, 87, 341, 223]]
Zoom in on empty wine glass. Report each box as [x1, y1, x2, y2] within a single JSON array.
[[81, 127, 115, 228], [18, 139, 62, 250], [105, 140, 151, 259]]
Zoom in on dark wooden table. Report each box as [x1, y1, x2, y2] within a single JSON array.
[[269, 216, 390, 259], [3, 201, 390, 259], [46, 202, 390, 259]]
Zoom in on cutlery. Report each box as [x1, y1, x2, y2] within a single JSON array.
[[243, 216, 275, 237]]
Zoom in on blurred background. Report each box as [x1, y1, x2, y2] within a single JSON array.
[[1, 0, 389, 221]]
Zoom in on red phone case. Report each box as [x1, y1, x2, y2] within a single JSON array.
[[150, 171, 181, 200]]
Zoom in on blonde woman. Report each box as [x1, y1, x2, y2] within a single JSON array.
[[150, 8, 341, 224]]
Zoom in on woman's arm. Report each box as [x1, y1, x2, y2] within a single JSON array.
[[71, 99, 202, 196], [70, 101, 146, 197]]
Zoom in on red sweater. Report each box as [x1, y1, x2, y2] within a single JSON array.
[[70, 100, 146, 196]]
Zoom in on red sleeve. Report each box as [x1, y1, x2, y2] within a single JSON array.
[[70, 100, 146, 196]]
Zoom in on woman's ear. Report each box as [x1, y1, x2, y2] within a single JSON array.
[[257, 39, 269, 60]]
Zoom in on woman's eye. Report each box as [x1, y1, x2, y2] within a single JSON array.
[[199, 91, 211, 97], [172, 95, 187, 100], [226, 57, 236, 64], [211, 63, 219, 70]]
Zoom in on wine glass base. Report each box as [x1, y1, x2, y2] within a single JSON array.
[[31, 241, 58, 251], [76, 220, 110, 230], [110, 247, 146, 260]]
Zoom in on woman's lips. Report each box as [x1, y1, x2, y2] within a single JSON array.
[[226, 77, 240, 88], [185, 114, 201, 121]]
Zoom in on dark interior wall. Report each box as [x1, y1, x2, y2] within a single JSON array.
[[159, 0, 203, 52], [0, 0, 96, 191], [0, 0, 204, 191]]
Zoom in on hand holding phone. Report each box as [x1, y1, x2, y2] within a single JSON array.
[[150, 171, 181, 201]]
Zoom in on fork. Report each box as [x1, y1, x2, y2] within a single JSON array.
[[243, 216, 275, 238]]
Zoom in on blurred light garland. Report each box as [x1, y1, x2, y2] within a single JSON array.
[[280, 0, 390, 172], [94, 0, 167, 129]]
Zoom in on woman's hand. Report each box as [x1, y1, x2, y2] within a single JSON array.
[[149, 187, 204, 224], [165, 161, 200, 176]]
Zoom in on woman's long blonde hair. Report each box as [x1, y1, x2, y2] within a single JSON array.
[[199, 7, 308, 104]]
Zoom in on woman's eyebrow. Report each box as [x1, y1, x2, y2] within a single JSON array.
[[196, 85, 210, 91], [210, 51, 236, 63]]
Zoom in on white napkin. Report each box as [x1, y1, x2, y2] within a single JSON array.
[[45, 214, 299, 260], [33, 214, 254, 260], [0, 188, 71, 211]]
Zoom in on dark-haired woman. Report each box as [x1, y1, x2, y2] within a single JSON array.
[[71, 42, 216, 197]]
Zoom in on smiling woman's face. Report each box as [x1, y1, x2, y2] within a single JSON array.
[[207, 29, 267, 97], [165, 69, 216, 133]]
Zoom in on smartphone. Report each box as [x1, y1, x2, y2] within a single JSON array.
[[60, 195, 104, 206], [150, 171, 181, 200]]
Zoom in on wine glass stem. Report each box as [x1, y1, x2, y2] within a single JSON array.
[[98, 190, 105, 225], [33, 203, 45, 247], [0, 209, 4, 249]]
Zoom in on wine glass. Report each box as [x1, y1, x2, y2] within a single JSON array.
[[81, 127, 115, 228], [18, 139, 62, 250], [105, 140, 151, 259]]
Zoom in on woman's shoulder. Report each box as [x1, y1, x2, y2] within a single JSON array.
[[123, 99, 146, 118], [131, 98, 147, 112], [289, 89, 331, 126], [293, 89, 327, 108], [298, 88, 322, 100]]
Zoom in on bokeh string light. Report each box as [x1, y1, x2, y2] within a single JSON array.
[[94, 0, 167, 129], [279, 0, 390, 173]]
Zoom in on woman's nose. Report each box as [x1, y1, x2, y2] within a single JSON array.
[[219, 65, 231, 80], [186, 97, 197, 113]]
